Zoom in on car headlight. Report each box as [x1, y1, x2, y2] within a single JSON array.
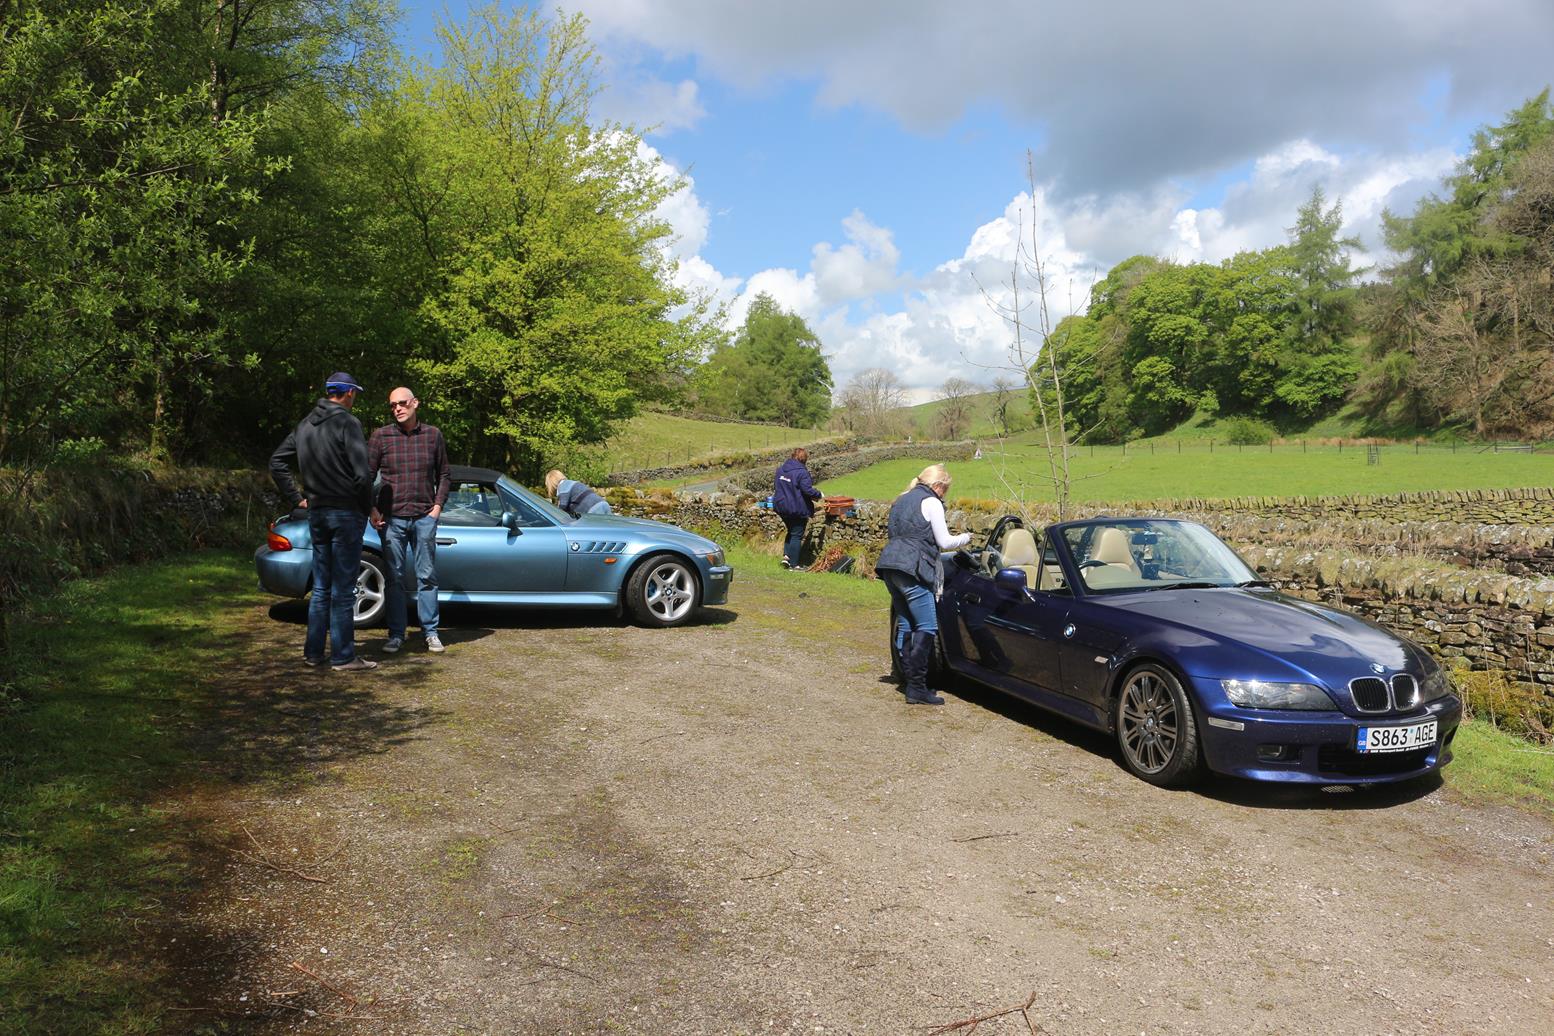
[[1418, 666, 1452, 703], [699, 548, 725, 567], [1221, 679, 1335, 710]]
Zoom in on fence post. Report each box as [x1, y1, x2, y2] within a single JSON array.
[[1150, 442, 1154, 455], [1209, 439, 1213, 453]]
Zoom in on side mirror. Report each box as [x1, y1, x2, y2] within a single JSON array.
[[500, 511, 521, 533], [994, 568, 1029, 597]]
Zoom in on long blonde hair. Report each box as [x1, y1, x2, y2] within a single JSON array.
[[902, 463, 952, 495], [544, 469, 565, 498]]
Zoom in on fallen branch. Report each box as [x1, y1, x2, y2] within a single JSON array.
[[287, 960, 360, 1008], [235, 824, 328, 883], [926, 991, 1043, 1035], [950, 832, 1020, 844], [520, 946, 596, 982]]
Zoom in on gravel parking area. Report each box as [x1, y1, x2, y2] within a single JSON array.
[[168, 563, 1554, 1034]]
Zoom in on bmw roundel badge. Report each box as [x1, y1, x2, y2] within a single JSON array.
[[1063, 623, 1076, 639]]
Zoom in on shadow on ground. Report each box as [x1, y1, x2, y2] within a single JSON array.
[[268, 599, 740, 632]]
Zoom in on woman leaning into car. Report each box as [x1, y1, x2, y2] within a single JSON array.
[[875, 463, 970, 705]]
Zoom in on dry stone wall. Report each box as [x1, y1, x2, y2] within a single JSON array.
[[605, 485, 1554, 704]]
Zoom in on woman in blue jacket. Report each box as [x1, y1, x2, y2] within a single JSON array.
[[874, 464, 970, 705], [772, 447, 823, 568]]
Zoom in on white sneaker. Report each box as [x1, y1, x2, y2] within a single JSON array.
[[426, 636, 445, 654], [383, 636, 403, 653], [332, 657, 379, 672]]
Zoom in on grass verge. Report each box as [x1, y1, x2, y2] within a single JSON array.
[[1445, 721, 1554, 815], [0, 550, 251, 1034]]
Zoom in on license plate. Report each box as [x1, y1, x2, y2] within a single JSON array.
[[1356, 720, 1437, 753]]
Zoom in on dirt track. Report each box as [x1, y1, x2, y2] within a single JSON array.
[[168, 562, 1554, 1034]]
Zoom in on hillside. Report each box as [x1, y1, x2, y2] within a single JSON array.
[[596, 413, 816, 473]]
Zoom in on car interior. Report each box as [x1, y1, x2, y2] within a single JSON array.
[[439, 481, 551, 528], [982, 522, 1067, 592]]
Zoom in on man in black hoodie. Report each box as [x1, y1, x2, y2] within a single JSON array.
[[270, 372, 378, 672]]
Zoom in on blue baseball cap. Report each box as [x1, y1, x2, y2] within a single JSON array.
[[324, 371, 364, 394]]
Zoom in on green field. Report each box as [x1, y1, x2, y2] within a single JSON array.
[[595, 413, 817, 473], [820, 443, 1554, 503]]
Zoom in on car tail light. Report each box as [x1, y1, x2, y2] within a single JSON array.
[[267, 531, 293, 551]]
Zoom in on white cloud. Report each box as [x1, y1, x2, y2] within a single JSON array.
[[599, 74, 706, 135], [810, 210, 900, 306]]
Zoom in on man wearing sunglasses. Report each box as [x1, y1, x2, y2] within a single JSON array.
[[368, 387, 451, 655], [270, 372, 378, 671]]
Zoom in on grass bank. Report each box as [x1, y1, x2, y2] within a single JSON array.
[[820, 446, 1554, 503], [0, 551, 251, 1033]]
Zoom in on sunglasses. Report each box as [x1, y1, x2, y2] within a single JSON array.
[[389, 399, 415, 409]]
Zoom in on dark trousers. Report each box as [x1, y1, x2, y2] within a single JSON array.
[[306, 507, 366, 664], [780, 514, 808, 566]]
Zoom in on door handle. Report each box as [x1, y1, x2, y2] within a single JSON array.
[[435, 537, 457, 546], [964, 592, 981, 605]]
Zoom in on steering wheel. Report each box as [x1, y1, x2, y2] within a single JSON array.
[[1078, 559, 1107, 570]]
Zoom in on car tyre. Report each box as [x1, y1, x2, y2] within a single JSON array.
[[353, 552, 388, 629], [626, 554, 700, 628], [1114, 662, 1202, 787]]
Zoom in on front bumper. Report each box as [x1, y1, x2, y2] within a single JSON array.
[[701, 563, 733, 606], [255, 544, 312, 598], [1195, 690, 1463, 785]]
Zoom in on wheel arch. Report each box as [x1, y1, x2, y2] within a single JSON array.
[[1103, 652, 1199, 733]]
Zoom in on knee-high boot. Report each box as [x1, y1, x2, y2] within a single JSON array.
[[904, 630, 944, 705]]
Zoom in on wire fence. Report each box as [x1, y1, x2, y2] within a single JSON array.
[[985, 440, 1554, 459]]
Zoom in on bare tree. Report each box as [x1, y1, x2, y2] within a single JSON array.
[[837, 367, 908, 437], [990, 374, 1018, 437], [936, 377, 980, 439], [973, 151, 1094, 519]]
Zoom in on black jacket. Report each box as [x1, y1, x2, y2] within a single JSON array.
[[270, 399, 373, 514]]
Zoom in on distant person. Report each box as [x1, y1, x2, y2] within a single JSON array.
[[772, 447, 823, 568], [545, 470, 612, 517], [875, 463, 970, 705], [269, 372, 378, 672], [369, 387, 451, 656]]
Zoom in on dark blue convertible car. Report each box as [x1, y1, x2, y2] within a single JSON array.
[[257, 465, 731, 629], [924, 516, 1460, 787]]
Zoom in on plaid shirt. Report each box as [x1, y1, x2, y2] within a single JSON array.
[[368, 421, 450, 518]]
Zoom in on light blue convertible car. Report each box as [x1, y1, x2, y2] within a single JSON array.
[[256, 465, 732, 628]]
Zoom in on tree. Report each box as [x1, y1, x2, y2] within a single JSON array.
[[1362, 92, 1554, 436], [836, 368, 907, 436], [695, 294, 832, 427], [935, 378, 980, 439], [989, 375, 1020, 437], [399, 8, 713, 479], [0, 0, 268, 466]]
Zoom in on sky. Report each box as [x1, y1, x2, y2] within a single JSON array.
[[395, 1, 1554, 399]]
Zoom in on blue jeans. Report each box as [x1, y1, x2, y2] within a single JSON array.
[[307, 508, 367, 665], [882, 570, 938, 652], [384, 513, 440, 640], [780, 514, 808, 566]]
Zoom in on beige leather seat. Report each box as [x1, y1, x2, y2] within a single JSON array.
[[1000, 527, 1040, 588], [1093, 527, 1139, 574]]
